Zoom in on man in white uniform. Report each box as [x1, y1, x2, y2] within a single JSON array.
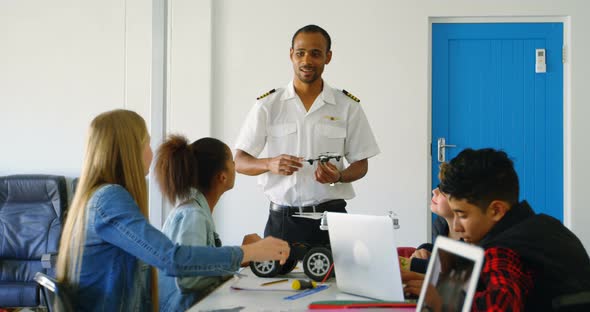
[[234, 25, 380, 245]]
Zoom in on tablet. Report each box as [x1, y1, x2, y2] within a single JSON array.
[[416, 236, 485, 312]]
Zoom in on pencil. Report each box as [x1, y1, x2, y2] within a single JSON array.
[[261, 278, 289, 286]]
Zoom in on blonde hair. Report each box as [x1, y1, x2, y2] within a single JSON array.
[[56, 109, 149, 285]]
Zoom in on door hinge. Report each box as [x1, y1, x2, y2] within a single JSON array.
[[562, 46, 567, 64]]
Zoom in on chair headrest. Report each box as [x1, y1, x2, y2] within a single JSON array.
[[0, 175, 67, 214]]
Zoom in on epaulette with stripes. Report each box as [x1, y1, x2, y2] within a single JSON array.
[[256, 89, 276, 100], [342, 89, 360, 103]]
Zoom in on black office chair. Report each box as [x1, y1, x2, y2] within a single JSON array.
[[71, 177, 79, 195], [34, 272, 74, 312]]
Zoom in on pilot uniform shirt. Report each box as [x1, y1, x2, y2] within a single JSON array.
[[235, 80, 380, 206]]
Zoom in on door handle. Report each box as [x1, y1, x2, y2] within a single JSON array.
[[437, 137, 456, 162]]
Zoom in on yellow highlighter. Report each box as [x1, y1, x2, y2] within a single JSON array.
[[291, 279, 317, 290]]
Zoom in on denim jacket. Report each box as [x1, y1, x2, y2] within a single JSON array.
[[73, 184, 243, 311], [158, 189, 230, 312]]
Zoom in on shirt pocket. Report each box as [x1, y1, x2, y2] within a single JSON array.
[[268, 123, 298, 155], [315, 124, 346, 155], [317, 124, 346, 138], [270, 123, 297, 137]]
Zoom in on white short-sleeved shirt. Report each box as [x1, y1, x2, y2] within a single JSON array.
[[235, 80, 380, 206]]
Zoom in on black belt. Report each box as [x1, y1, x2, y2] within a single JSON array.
[[269, 199, 345, 214]]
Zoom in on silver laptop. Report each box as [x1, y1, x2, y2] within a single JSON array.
[[327, 212, 405, 301], [416, 236, 485, 312]]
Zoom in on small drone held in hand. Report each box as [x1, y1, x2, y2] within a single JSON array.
[[305, 153, 342, 165]]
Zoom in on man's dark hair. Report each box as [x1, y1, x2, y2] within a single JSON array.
[[291, 24, 332, 52], [439, 148, 519, 211]]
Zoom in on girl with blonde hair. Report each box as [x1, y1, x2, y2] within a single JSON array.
[[56, 109, 289, 311]]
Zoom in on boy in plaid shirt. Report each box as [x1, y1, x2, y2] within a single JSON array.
[[404, 148, 590, 311]]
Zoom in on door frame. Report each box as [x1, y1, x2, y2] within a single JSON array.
[[427, 16, 572, 237]]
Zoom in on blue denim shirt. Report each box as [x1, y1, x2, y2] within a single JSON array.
[[158, 189, 230, 312], [73, 184, 243, 311]]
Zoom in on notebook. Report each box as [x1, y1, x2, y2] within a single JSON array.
[[327, 212, 405, 301], [416, 236, 485, 312]]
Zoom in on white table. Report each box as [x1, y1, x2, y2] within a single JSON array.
[[187, 266, 415, 312]]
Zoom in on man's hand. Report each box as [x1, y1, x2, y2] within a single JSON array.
[[315, 161, 341, 184], [241, 236, 290, 265], [410, 248, 431, 260], [267, 154, 303, 175]]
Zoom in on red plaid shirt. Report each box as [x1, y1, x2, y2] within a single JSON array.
[[472, 247, 534, 312]]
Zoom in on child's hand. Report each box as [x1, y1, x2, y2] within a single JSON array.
[[410, 248, 431, 260], [401, 270, 425, 283], [241, 236, 290, 265], [240, 233, 263, 266]]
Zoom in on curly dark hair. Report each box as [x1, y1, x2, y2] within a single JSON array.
[[439, 148, 519, 211], [155, 135, 230, 205]]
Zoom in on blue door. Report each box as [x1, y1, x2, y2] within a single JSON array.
[[432, 23, 563, 221]]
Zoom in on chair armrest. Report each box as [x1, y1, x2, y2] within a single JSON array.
[[41, 253, 58, 269]]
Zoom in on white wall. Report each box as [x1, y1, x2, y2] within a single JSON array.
[[1, 0, 589, 252], [0, 0, 151, 176]]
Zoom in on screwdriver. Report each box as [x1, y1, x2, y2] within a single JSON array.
[[291, 279, 317, 290]]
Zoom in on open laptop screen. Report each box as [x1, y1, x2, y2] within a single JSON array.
[[417, 236, 484, 312], [327, 212, 405, 301]]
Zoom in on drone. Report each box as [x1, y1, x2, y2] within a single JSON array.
[[305, 153, 342, 165]]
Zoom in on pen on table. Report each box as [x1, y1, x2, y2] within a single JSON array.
[[261, 278, 289, 286]]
